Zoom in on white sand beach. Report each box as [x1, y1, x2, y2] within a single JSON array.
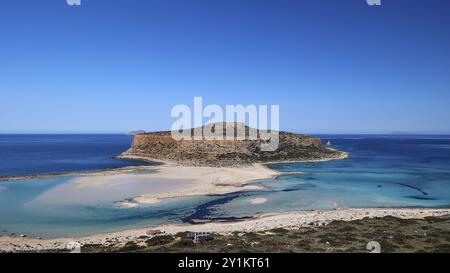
[[72, 162, 280, 207], [1, 208, 449, 252]]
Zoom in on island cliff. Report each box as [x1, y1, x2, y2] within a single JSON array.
[[121, 123, 348, 166]]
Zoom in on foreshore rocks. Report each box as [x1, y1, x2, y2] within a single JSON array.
[[121, 123, 348, 166]]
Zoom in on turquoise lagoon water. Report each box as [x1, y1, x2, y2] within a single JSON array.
[[0, 176, 214, 237], [1, 135, 450, 237], [213, 135, 450, 218]]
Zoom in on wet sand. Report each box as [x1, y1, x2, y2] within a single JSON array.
[[71, 162, 280, 207]]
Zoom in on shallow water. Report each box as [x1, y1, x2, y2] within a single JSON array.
[[0, 176, 212, 237], [209, 135, 450, 218], [1, 134, 450, 237]]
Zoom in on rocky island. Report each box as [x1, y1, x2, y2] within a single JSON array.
[[120, 123, 348, 166]]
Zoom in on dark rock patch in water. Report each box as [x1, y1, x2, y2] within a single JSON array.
[[404, 196, 436, 201], [182, 192, 253, 224]]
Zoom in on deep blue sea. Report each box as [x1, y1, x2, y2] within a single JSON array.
[[0, 134, 150, 177], [1, 134, 450, 237]]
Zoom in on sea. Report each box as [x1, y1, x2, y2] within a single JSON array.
[[0, 134, 450, 237]]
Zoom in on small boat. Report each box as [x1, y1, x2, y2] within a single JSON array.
[[326, 141, 332, 146]]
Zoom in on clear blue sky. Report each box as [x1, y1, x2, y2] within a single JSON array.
[[1, 0, 449, 134]]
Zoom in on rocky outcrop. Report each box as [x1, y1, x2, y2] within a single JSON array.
[[121, 123, 348, 166], [128, 130, 146, 135]]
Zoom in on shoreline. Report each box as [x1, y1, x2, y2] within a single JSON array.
[[72, 162, 281, 207], [118, 148, 350, 167], [0, 151, 362, 252], [111, 151, 349, 206], [0, 152, 349, 209], [0, 164, 160, 182], [1, 207, 449, 252], [1, 152, 450, 252], [0, 151, 347, 182]]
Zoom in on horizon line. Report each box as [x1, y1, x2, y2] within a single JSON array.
[[1, 131, 450, 136]]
